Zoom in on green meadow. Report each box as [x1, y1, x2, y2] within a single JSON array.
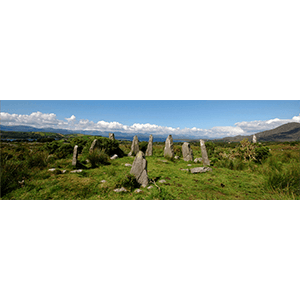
[[1, 134, 299, 200]]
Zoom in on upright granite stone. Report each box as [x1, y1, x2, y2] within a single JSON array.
[[109, 133, 115, 140], [128, 135, 139, 156], [182, 142, 193, 161], [253, 135, 257, 143], [130, 151, 149, 187], [145, 134, 153, 156], [72, 145, 78, 167], [89, 139, 99, 153], [200, 139, 210, 166], [164, 135, 174, 158]]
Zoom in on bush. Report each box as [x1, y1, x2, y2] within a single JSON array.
[[139, 141, 148, 153], [83, 137, 124, 157], [254, 145, 270, 163], [87, 149, 109, 168], [55, 144, 74, 159]]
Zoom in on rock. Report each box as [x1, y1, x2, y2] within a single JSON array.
[[100, 180, 107, 183], [145, 134, 153, 156], [200, 139, 210, 166], [72, 145, 79, 167], [130, 151, 149, 187], [159, 179, 166, 183], [187, 164, 192, 166], [180, 169, 189, 172], [134, 189, 143, 193], [182, 142, 194, 161], [194, 157, 202, 163], [125, 163, 132, 167], [253, 135, 257, 143], [190, 167, 212, 174], [147, 186, 154, 189], [62, 170, 67, 174], [89, 139, 99, 153], [70, 169, 83, 173], [48, 168, 56, 172], [164, 135, 174, 158], [128, 135, 139, 156], [109, 133, 115, 140], [114, 187, 128, 192], [174, 156, 180, 160], [110, 154, 118, 160]]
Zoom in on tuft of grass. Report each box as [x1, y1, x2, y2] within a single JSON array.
[[87, 149, 109, 168]]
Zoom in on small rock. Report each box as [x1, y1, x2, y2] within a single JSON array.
[[114, 187, 128, 193], [62, 170, 67, 174], [194, 158, 202, 163], [48, 168, 56, 172], [187, 164, 192, 166], [180, 168, 189, 172], [147, 186, 154, 189], [110, 154, 118, 160], [125, 163, 132, 167], [70, 169, 83, 173], [190, 167, 212, 174], [100, 180, 107, 183], [134, 189, 143, 193], [174, 156, 180, 160], [159, 180, 166, 183]]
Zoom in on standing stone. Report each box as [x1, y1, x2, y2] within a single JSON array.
[[130, 151, 149, 187], [89, 139, 99, 153], [253, 135, 257, 143], [109, 133, 115, 140], [128, 135, 139, 156], [200, 139, 210, 166], [72, 145, 78, 167], [164, 135, 174, 158], [145, 134, 153, 156], [182, 142, 194, 161]]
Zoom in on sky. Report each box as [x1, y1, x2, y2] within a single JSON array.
[[1, 100, 299, 138]]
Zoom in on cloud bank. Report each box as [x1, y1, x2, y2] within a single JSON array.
[[1, 111, 299, 138]]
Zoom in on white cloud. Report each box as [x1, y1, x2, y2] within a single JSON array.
[[1, 111, 299, 138]]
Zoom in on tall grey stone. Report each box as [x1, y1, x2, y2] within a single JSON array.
[[72, 145, 78, 167], [130, 151, 149, 187], [200, 139, 210, 166], [128, 135, 139, 156], [145, 134, 153, 156], [182, 142, 193, 161], [89, 139, 99, 153], [253, 135, 257, 143], [109, 133, 115, 140], [164, 135, 174, 158]]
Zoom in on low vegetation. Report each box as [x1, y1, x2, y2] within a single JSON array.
[[1, 134, 299, 200]]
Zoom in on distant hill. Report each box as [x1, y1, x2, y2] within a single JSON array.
[[213, 122, 300, 142]]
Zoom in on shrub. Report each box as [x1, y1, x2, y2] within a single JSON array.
[[87, 149, 109, 168], [83, 137, 124, 157], [254, 145, 270, 163], [139, 141, 148, 153], [55, 144, 74, 159]]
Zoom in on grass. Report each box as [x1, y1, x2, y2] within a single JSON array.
[[1, 139, 299, 200]]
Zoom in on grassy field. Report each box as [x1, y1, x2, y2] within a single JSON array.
[[1, 136, 299, 200]]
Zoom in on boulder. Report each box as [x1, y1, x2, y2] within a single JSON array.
[[145, 134, 153, 156], [190, 167, 212, 174], [200, 139, 210, 166], [128, 135, 139, 156], [164, 135, 174, 158], [72, 145, 78, 167], [182, 142, 193, 161], [130, 151, 149, 187]]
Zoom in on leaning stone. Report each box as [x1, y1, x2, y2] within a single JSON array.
[[182, 142, 194, 161], [89, 139, 99, 153], [134, 189, 143, 193], [164, 135, 174, 158], [72, 145, 79, 167], [159, 179, 166, 183], [200, 140, 210, 166], [194, 158, 202, 163], [109, 133, 115, 140], [128, 135, 139, 156], [145, 134, 153, 156], [110, 154, 118, 160], [114, 187, 128, 193], [190, 167, 212, 174], [125, 163, 132, 167], [253, 135, 257, 143], [130, 151, 149, 187], [70, 169, 83, 173]]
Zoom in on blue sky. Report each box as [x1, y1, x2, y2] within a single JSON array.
[[1, 100, 299, 138]]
